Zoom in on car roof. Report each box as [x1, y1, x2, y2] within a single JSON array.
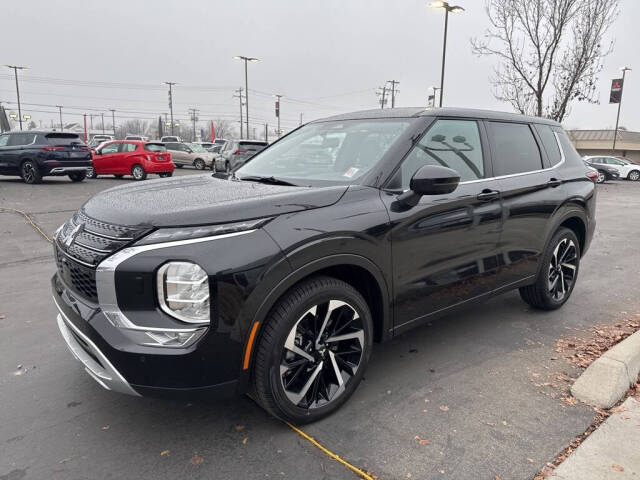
[[313, 107, 561, 126], [2, 130, 83, 135]]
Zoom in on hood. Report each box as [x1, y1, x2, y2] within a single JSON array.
[[81, 174, 348, 227]]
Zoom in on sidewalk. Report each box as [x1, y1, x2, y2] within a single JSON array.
[[552, 397, 640, 479]]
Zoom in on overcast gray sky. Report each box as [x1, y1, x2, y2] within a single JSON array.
[[2, 0, 639, 134]]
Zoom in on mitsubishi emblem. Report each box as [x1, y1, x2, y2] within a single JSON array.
[[64, 223, 84, 249]]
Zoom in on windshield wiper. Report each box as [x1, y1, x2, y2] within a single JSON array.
[[238, 175, 298, 186]]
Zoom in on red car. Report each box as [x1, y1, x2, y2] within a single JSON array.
[[87, 140, 174, 180]]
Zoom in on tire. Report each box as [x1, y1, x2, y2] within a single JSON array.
[[175, 164, 183, 169], [21, 160, 42, 184], [68, 171, 86, 182], [194, 159, 205, 170], [225, 161, 231, 174], [596, 171, 606, 183], [114, 174, 124, 179], [159, 172, 173, 178], [519, 227, 580, 310], [131, 164, 147, 181], [253, 276, 373, 424], [86, 166, 97, 179], [628, 170, 640, 181]]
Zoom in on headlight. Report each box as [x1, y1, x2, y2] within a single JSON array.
[[157, 262, 210, 324], [136, 217, 272, 246]]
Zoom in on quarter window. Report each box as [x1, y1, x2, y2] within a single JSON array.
[[488, 122, 542, 176], [0, 135, 8, 147], [397, 119, 484, 187], [534, 124, 562, 166]]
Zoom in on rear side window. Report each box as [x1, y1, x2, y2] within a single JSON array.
[[534, 125, 562, 166], [46, 133, 85, 146], [7, 133, 36, 147], [398, 119, 485, 186], [144, 143, 166, 152], [488, 122, 542, 176], [556, 132, 584, 165], [120, 143, 138, 153], [239, 141, 268, 151], [0, 134, 8, 147]]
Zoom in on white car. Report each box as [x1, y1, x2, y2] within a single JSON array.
[[583, 156, 640, 181]]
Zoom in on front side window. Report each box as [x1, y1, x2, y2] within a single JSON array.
[[395, 119, 484, 188], [488, 122, 542, 176], [236, 119, 413, 185], [100, 143, 119, 154]]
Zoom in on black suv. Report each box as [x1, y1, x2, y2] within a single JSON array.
[[52, 108, 595, 423], [0, 131, 92, 184]]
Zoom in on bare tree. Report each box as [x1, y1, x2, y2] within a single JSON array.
[[115, 119, 151, 139], [472, 0, 619, 121], [212, 119, 236, 140]]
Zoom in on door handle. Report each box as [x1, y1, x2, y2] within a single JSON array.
[[476, 189, 500, 201], [547, 178, 562, 188]]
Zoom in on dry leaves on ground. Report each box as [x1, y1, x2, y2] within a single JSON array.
[[235, 425, 245, 431], [160, 450, 169, 456], [190, 455, 204, 466], [413, 435, 429, 446], [439, 405, 449, 412], [612, 464, 624, 472]]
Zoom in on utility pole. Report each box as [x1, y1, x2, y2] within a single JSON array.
[[163, 82, 177, 136], [188, 108, 199, 142], [387, 80, 400, 108], [613, 66, 632, 152], [377, 85, 388, 109], [265, 123, 268, 142], [273, 94, 282, 137], [233, 88, 244, 138], [101, 113, 105, 134], [4, 65, 27, 130], [56, 105, 63, 131], [110, 109, 116, 137], [427, 86, 441, 107], [233, 56, 259, 138], [90, 114, 94, 131]]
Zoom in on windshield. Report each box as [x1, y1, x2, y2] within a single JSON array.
[[188, 143, 207, 153], [236, 119, 412, 183]]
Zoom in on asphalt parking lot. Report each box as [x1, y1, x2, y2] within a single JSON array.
[[2, 173, 639, 480]]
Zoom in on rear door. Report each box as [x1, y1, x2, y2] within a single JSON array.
[[488, 121, 567, 287], [117, 142, 139, 174]]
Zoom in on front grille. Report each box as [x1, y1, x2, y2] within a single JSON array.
[[55, 211, 149, 301]]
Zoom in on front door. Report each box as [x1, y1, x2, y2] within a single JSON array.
[[94, 142, 120, 174], [382, 118, 503, 332]]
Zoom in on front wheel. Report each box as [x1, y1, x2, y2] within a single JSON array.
[[86, 167, 97, 179], [68, 171, 86, 182], [519, 227, 580, 310], [253, 276, 373, 424], [628, 170, 640, 181], [131, 164, 147, 181]]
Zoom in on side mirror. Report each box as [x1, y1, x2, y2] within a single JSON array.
[[94, 149, 102, 155], [394, 165, 460, 209]]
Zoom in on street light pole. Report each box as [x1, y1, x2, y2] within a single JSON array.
[[429, 2, 465, 107], [234, 56, 259, 139], [56, 105, 63, 131], [101, 113, 105, 134], [163, 82, 177, 136], [613, 66, 632, 152], [4, 65, 27, 131], [110, 109, 116, 137]]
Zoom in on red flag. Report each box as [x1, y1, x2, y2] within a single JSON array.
[[210, 121, 215, 142]]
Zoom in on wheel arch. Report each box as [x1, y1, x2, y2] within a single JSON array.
[[238, 254, 391, 388]]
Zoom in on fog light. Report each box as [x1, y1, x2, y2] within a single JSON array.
[[157, 262, 210, 324]]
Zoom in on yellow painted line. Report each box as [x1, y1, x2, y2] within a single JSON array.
[[285, 422, 375, 480], [1, 207, 52, 243]]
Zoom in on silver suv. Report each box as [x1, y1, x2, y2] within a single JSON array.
[[164, 142, 214, 170], [214, 140, 268, 172]]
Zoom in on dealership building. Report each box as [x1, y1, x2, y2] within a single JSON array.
[[567, 129, 640, 164]]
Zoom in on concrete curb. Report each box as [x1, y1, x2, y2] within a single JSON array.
[[571, 330, 640, 408]]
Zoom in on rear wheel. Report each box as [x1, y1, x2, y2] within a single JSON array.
[[175, 164, 183, 169], [596, 171, 606, 183], [225, 161, 231, 174], [519, 227, 580, 310], [131, 164, 147, 181], [68, 171, 86, 182], [21, 160, 42, 184], [86, 166, 97, 179], [194, 159, 205, 170], [253, 276, 373, 424], [628, 170, 640, 181]]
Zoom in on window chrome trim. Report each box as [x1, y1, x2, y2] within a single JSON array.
[[95, 229, 255, 331]]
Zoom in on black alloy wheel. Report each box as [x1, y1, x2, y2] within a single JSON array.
[[21, 160, 42, 184], [519, 227, 580, 310], [253, 276, 373, 424], [86, 166, 97, 179], [68, 171, 86, 182]]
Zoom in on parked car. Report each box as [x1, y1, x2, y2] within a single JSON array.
[[583, 158, 622, 183], [0, 131, 91, 184], [194, 142, 215, 150], [52, 107, 595, 424], [88, 135, 114, 149], [124, 135, 149, 142], [160, 135, 182, 143], [88, 140, 173, 180], [164, 142, 214, 169], [214, 139, 268, 172], [583, 155, 640, 181]]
